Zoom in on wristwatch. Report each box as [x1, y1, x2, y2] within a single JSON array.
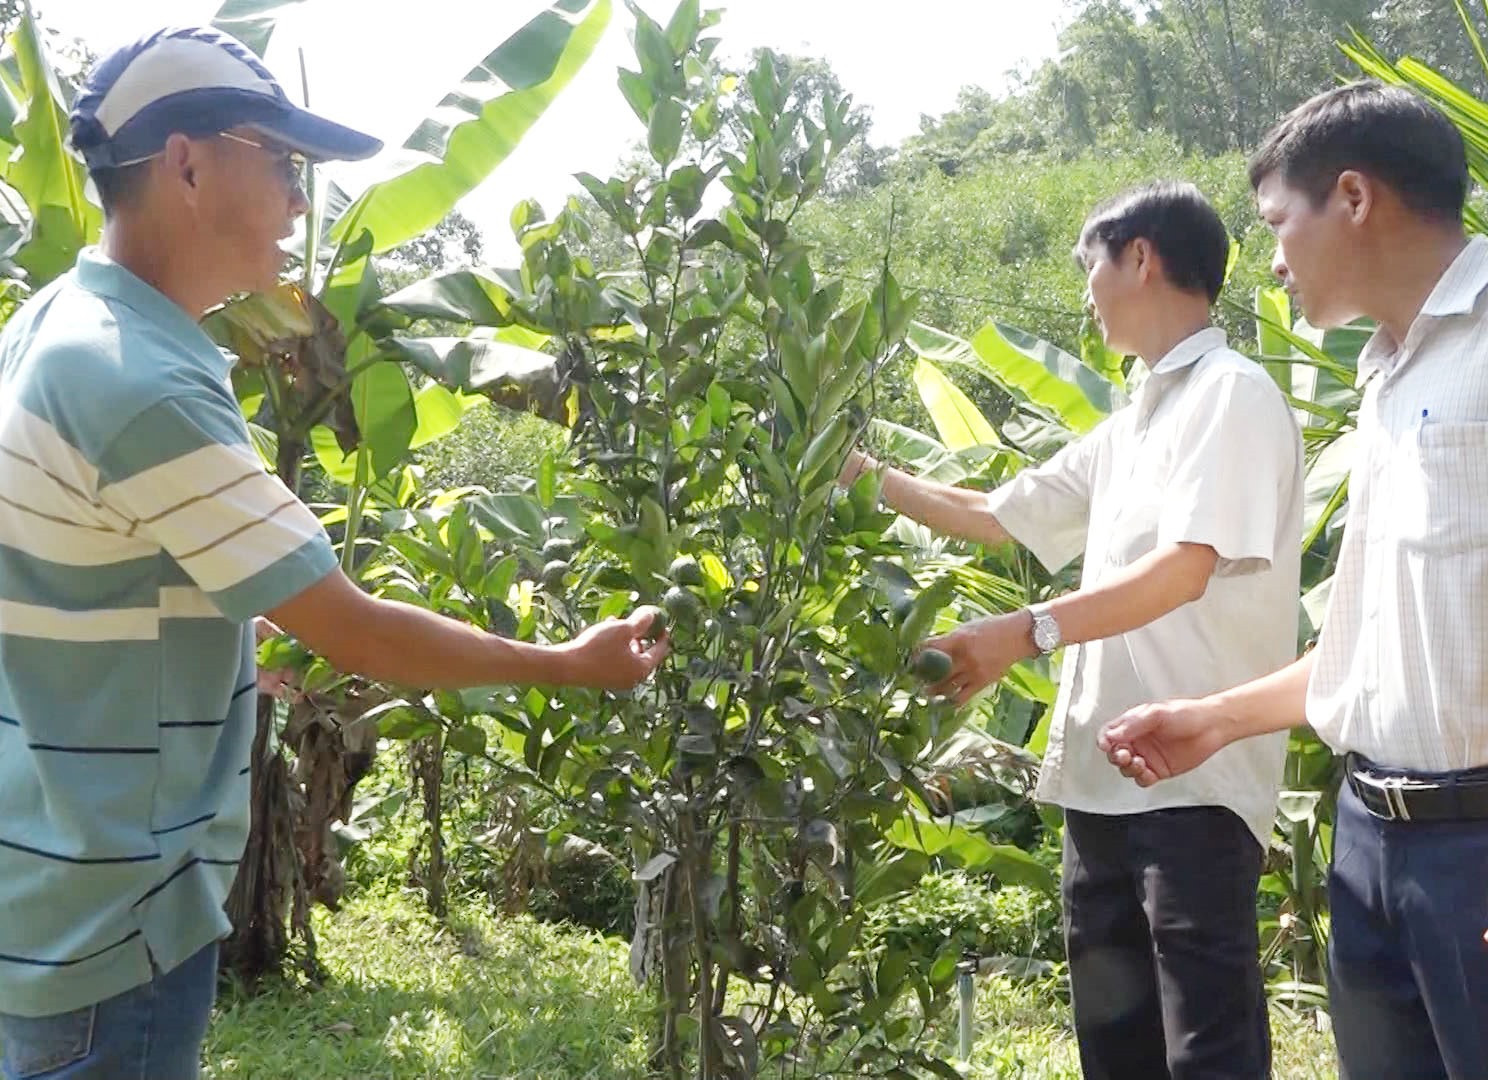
[[1028, 603, 1062, 655]]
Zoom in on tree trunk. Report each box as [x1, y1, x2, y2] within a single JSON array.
[[221, 697, 295, 982], [410, 734, 448, 918], [222, 437, 312, 982]]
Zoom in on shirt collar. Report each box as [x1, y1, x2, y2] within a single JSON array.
[[72, 247, 229, 374], [1148, 326, 1228, 376], [1358, 235, 1488, 384]]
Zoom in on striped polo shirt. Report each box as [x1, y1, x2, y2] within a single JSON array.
[[0, 247, 336, 1017]]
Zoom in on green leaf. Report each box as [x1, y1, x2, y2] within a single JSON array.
[[928, 948, 958, 989], [1302, 431, 1355, 548], [537, 450, 557, 508], [210, 0, 309, 56], [909, 321, 1117, 434], [856, 850, 929, 907], [910, 358, 1000, 451], [447, 722, 488, 757], [1255, 286, 1292, 358], [876, 945, 912, 997], [1079, 313, 1126, 388], [1, 7, 100, 285], [352, 360, 417, 479], [616, 68, 653, 125], [899, 578, 954, 650], [409, 383, 483, 450], [328, 0, 611, 254], [309, 424, 358, 484], [257, 635, 309, 671], [663, 0, 701, 56], [0, 176, 29, 264], [376, 704, 440, 741], [630, 4, 676, 83], [320, 242, 379, 332], [1002, 661, 1056, 705], [887, 813, 1055, 893], [385, 337, 565, 422], [379, 266, 525, 325], [648, 96, 685, 168]]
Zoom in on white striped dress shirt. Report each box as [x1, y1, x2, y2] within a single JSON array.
[[1308, 235, 1488, 771]]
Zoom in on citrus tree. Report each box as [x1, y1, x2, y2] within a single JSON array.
[[350, 4, 1063, 1074]]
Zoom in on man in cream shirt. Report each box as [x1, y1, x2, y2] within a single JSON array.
[[844, 182, 1302, 1079]]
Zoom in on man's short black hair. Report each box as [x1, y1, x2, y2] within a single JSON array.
[[1075, 181, 1230, 303], [89, 162, 150, 215], [1248, 81, 1467, 223]]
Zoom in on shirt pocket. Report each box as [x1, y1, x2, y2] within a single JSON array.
[[1397, 420, 1488, 556]]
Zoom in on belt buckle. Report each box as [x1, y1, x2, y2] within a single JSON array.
[[1381, 775, 1412, 822], [1354, 768, 1410, 822]]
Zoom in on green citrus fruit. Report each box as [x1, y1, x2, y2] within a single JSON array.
[[540, 560, 571, 590], [542, 537, 576, 562], [663, 585, 701, 623], [911, 648, 952, 682], [668, 556, 705, 587], [644, 609, 670, 641]]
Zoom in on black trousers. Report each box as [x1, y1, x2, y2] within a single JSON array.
[[1062, 806, 1271, 1080]]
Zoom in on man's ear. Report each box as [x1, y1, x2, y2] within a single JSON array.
[[1335, 169, 1374, 227], [160, 133, 199, 198], [1129, 236, 1157, 284]]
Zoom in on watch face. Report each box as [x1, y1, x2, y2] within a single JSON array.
[[1033, 618, 1059, 652]]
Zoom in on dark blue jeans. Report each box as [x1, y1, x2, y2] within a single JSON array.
[[0, 942, 217, 1080], [1329, 780, 1488, 1080]]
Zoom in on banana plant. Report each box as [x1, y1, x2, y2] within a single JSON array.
[[0, 2, 99, 292], [1342, 0, 1488, 236], [210, 0, 613, 508]]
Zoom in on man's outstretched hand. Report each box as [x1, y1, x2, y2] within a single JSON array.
[[559, 606, 670, 691], [1097, 698, 1231, 788]]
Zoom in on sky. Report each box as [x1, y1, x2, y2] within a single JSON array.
[[33, 0, 1070, 259]]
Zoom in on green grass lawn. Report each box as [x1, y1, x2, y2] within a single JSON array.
[[205, 887, 1340, 1079]]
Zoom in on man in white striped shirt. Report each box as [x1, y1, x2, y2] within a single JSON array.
[[1101, 82, 1488, 1079], [0, 27, 665, 1080]]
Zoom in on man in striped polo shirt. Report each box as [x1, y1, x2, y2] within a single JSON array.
[[0, 28, 667, 1080]]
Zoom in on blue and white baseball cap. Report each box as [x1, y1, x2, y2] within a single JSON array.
[[69, 26, 382, 170]]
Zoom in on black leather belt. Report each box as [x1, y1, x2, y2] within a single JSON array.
[[1344, 753, 1488, 823]]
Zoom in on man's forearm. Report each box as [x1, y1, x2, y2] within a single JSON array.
[[1209, 651, 1314, 740], [1044, 542, 1217, 646], [269, 572, 581, 689], [333, 598, 580, 688], [856, 454, 1009, 546]]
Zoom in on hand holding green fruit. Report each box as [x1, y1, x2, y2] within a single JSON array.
[[915, 611, 1039, 706], [560, 606, 670, 689]]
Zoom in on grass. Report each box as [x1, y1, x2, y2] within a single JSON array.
[[204, 887, 1342, 1079], [916, 976, 1338, 1079], [205, 887, 653, 1079]]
